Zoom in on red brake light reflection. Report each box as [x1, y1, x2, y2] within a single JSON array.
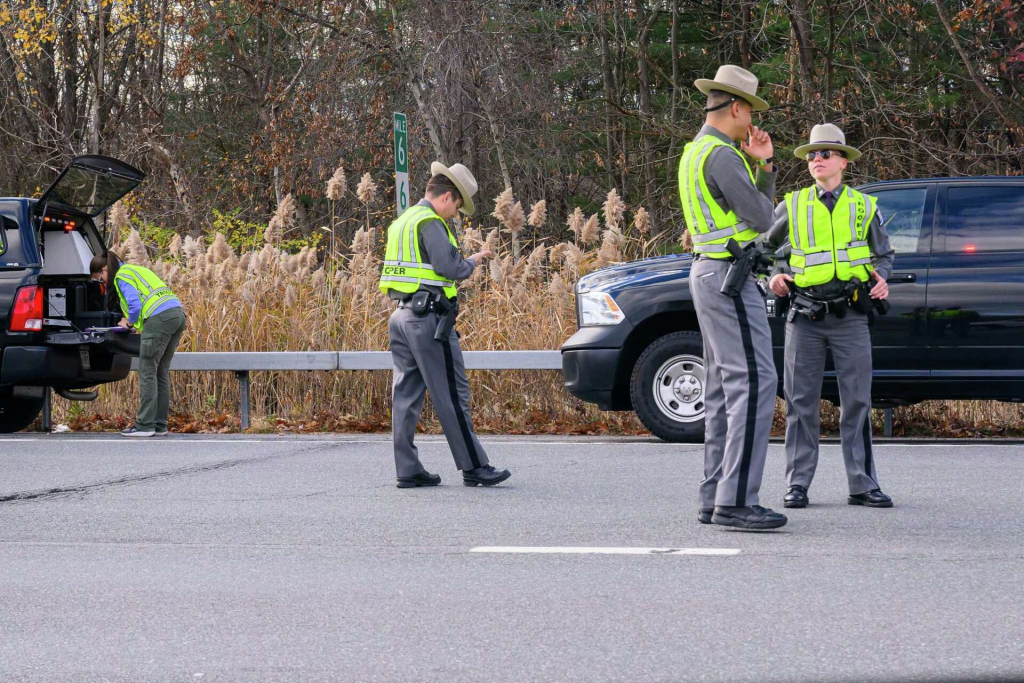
[[964, 244, 977, 253]]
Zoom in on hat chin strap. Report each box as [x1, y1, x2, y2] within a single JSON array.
[[704, 96, 737, 113]]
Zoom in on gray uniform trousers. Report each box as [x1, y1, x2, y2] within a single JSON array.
[[691, 257, 778, 509], [389, 305, 490, 477], [784, 311, 879, 495]]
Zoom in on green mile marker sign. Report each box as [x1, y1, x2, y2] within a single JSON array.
[[394, 112, 409, 215]]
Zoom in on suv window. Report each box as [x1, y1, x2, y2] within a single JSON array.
[[944, 185, 1024, 253], [869, 187, 929, 254]]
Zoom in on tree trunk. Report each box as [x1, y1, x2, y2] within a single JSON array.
[[481, 93, 512, 190], [787, 0, 816, 106], [90, 0, 107, 155], [600, 27, 617, 189], [144, 128, 197, 232]]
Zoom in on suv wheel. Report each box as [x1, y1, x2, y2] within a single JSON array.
[[630, 331, 706, 443], [0, 390, 44, 433]]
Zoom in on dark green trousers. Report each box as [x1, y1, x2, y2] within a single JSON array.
[[136, 307, 187, 431]]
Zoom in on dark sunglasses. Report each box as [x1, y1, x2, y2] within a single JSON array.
[[805, 149, 846, 161]]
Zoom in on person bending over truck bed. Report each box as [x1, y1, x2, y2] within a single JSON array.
[[91, 252, 186, 437]]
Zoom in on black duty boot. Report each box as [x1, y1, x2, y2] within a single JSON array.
[[712, 505, 788, 530], [463, 466, 511, 487], [848, 489, 893, 508], [784, 485, 809, 508], [396, 471, 441, 489], [698, 508, 714, 524]]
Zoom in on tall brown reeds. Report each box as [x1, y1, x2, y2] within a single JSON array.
[[46, 173, 1017, 439]]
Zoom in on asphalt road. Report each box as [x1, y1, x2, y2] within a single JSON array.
[[1, 434, 1022, 683]]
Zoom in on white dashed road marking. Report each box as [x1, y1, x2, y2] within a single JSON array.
[[470, 546, 741, 556]]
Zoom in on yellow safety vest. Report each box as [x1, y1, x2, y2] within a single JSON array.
[[786, 185, 876, 288], [679, 134, 762, 258], [378, 204, 459, 299], [113, 264, 179, 333]]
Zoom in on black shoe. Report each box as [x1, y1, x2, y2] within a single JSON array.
[[848, 489, 893, 508], [463, 466, 511, 487], [698, 508, 714, 524], [396, 471, 441, 488], [712, 505, 788, 530], [784, 485, 809, 508]]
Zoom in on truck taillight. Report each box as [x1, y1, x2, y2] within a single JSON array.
[[10, 285, 44, 331]]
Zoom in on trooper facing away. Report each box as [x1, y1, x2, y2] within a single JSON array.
[[680, 65, 787, 530], [766, 124, 896, 509], [378, 162, 511, 489]]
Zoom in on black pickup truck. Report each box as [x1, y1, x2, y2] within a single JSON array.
[[0, 156, 145, 432], [561, 176, 1024, 441]]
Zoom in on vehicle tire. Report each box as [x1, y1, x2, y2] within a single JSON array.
[[0, 390, 44, 433], [630, 331, 707, 443]]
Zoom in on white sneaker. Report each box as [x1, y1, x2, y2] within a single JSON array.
[[121, 427, 155, 437], [154, 430, 169, 437]]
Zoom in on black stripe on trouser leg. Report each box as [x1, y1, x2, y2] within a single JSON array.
[[441, 336, 482, 470], [862, 414, 876, 486], [731, 294, 759, 508]]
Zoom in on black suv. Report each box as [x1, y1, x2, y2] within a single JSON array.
[[561, 177, 1024, 441], [0, 156, 145, 432]]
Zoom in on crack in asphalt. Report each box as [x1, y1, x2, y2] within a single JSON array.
[[0, 443, 335, 504]]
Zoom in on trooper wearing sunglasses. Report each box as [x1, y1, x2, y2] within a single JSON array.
[[766, 124, 895, 510]]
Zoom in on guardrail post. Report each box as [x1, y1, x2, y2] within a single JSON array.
[[883, 408, 893, 437], [235, 371, 251, 432], [41, 387, 52, 433]]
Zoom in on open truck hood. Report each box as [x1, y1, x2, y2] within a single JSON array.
[[38, 155, 145, 217]]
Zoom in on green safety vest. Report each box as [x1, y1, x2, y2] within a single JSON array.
[[678, 134, 762, 259], [786, 185, 876, 288], [113, 264, 178, 333], [378, 204, 459, 299]]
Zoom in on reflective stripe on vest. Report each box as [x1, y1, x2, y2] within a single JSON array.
[[786, 186, 877, 287], [679, 135, 761, 259], [114, 264, 178, 333], [378, 205, 459, 298]]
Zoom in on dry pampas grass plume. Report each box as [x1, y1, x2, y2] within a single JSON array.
[[124, 229, 149, 265], [326, 164, 348, 201], [581, 214, 600, 245], [596, 227, 624, 267], [108, 201, 129, 246], [567, 207, 585, 242], [356, 173, 377, 204], [210, 232, 234, 265], [633, 206, 650, 234], [266, 193, 296, 245], [528, 200, 547, 229], [168, 233, 183, 261], [603, 188, 626, 231]]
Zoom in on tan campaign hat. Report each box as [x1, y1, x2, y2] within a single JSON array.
[[695, 65, 770, 112], [430, 161, 478, 216], [793, 123, 862, 162]]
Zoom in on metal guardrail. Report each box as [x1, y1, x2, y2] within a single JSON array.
[[121, 351, 559, 431], [47, 350, 898, 437]]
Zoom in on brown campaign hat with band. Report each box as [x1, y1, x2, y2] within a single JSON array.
[[794, 123, 862, 162], [695, 65, 770, 112], [429, 161, 478, 216]]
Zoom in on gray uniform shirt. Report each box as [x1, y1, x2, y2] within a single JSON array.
[[694, 124, 778, 236], [766, 184, 895, 298], [388, 199, 477, 301]]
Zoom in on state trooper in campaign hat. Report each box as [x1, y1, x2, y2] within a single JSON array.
[[766, 124, 896, 510], [680, 65, 787, 529], [379, 161, 512, 489]]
